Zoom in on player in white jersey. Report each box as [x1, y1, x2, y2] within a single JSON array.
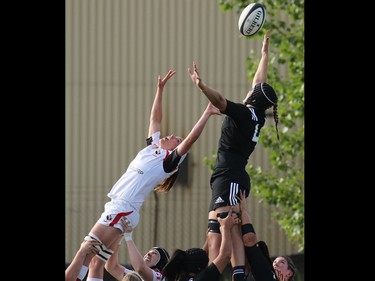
[[68, 69, 221, 281]]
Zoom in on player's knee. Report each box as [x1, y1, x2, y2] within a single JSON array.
[[86, 233, 114, 262], [242, 232, 257, 247]]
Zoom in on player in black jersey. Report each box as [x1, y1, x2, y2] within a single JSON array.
[[188, 31, 279, 281], [238, 190, 296, 281], [161, 208, 239, 281]]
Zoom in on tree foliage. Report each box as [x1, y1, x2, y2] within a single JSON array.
[[209, 0, 305, 252]]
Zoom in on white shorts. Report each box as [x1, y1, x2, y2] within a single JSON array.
[[96, 199, 140, 232]]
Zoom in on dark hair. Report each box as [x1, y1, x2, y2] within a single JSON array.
[[161, 248, 209, 281], [151, 247, 170, 271], [257, 242, 296, 280], [245, 82, 277, 109], [184, 248, 209, 274], [280, 255, 296, 281], [245, 82, 280, 141]]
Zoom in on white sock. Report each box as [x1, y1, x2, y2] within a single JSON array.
[[86, 278, 103, 281]]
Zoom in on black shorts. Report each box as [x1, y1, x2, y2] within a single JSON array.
[[208, 176, 250, 211]]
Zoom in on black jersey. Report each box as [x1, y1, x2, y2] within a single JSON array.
[[211, 99, 265, 180], [244, 244, 278, 281], [177, 263, 221, 281]]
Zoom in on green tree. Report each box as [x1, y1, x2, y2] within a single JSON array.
[[208, 0, 305, 252]]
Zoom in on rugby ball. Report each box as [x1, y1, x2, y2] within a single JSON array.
[[238, 3, 266, 36]]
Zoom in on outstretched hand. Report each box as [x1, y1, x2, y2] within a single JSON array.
[[217, 207, 241, 228], [187, 62, 202, 87], [120, 216, 133, 233], [261, 30, 270, 55], [158, 69, 176, 89], [80, 239, 100, 255], [205, 102, 221, 116], [237, 189, 248, 211]]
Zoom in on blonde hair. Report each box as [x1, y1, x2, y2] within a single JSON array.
[[154, 171, 179, 193], [122, 271, 143, 281]]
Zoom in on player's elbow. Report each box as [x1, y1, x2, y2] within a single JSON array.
[[214, 97, 227, 113], [242, 232, 257, 247]]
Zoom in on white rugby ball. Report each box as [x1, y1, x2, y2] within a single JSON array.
[[238, 3, 266, 36]]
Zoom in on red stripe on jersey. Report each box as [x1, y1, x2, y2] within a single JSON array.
[[109, 211, 133, 227], [163, 150, 170, 161]]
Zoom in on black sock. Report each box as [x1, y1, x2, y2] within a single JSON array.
[[232, 265, 246, 281]]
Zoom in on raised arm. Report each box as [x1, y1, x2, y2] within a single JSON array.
[[238, 190, 257, 247], [121, 218, 155, 281], [65, 239, 100, 281], [176, 102, 221, 156], [242, 31, 271, 104], [188, 62, 227, 113], [252, 30, 270, 88], [148, 69, 176, 137], [212, 207, 239, 273], [104, 235, 128, 281]]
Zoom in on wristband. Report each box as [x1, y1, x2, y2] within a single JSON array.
[[241, 223, 255, 235], [124, 232, 133, 241]]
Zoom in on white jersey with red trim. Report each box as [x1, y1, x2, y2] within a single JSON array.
[[107, 131, 186, 213]]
